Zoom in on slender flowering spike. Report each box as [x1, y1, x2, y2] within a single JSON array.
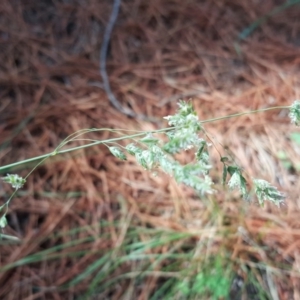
[[289, 100, 300, 126], [2, 174, 26, 189], [108, 146, 127, 161], [228, 171, 248, 200], [0, 216, 7, 228], [177, 101, 195, 117], [140, 150, 156, 170], [228, 171, 241, 190], [163, 129, 200, 153], [195, 140, 210, 172], [253, 179, 285, 207], [126, 143, 141, 156], [164, 101, 202, 132], [135, 151, 148, 169], [158, 156, 174, 175]]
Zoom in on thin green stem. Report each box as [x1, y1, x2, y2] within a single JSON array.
[[200, 106, 290, 124], [0, 127, 175, 172], [53, 128, 127, 153], [0, 189, 18, 217], [24, 156, 52, 179], [0, 233, 21, 242], [53, 128, 155, 154]]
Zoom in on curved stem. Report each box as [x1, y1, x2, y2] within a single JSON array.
[[53, 128, 139, 153], [0, 127, 175, 172], [200, 106, 290, 124]]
